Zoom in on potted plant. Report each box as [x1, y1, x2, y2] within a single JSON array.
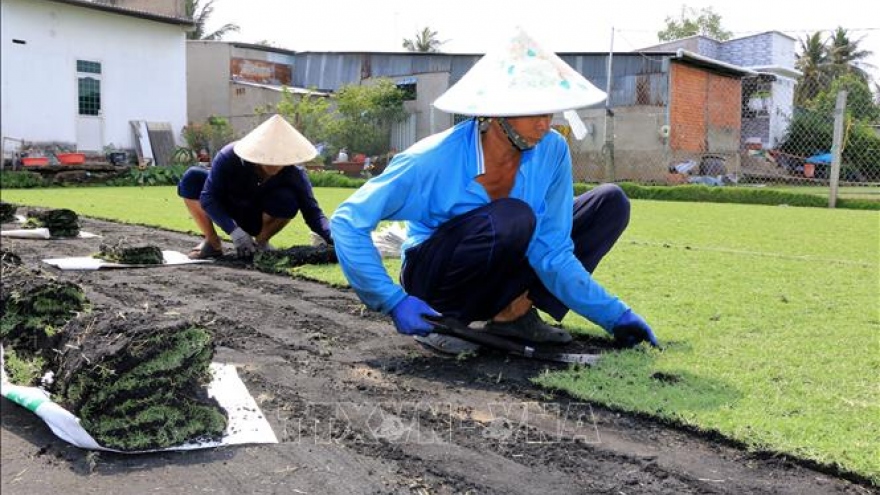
[[748, 89, 772, 113]]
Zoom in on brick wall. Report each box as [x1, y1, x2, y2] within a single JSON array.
[[670, 63, 708, 152], [669, 62, 742, 154]]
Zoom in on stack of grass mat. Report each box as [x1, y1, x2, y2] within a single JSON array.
[[52, 311, 228, 451], [97, 239, 164, 265], [25, 208, 80, 237], [0, 202, 17, 224], [0, 263, 88, 360], [1, 252, 83, 387], [1, 253, 228, 451], [253, 245, 337, 274]]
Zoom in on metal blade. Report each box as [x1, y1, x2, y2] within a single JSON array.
[[532, 351, 602, 365]]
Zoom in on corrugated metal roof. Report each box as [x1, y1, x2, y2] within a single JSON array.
[[231, 80, 329, 97], [40, 0, 194, 26]]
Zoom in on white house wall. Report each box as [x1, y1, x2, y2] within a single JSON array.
[[1, 0, 187, 152]]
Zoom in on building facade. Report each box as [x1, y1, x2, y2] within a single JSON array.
[[1, 0, 192, 156]]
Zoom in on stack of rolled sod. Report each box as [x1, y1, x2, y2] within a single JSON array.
[[26, 208, 80, 237], [0, 264, 87, 356], [97, 240, 164, 265], [53, 312, 228, 451], [0, 202, 17, 224], [1, 247, 23, 267]]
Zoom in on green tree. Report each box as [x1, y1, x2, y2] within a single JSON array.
[[781, 75, 880, 181], [268, 88, 333, 145], [402, 27, 446, 53], [657, 5, 732, 42], [185, 0, 240, 41], [795, 31, 832, 105], [325, 79, 408, 156], [827, 27, 874, 82], [813, 74, 880, 122]]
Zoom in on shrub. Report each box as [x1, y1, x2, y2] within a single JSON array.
[[181, 116, 235, 157], [305, 170, 366, 188], [574, 182, 880, 210], [105, 165, 190, 187], [0, 171, 48, 189]]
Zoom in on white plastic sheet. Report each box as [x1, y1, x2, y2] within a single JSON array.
[[1, 354, 278, 453], [1, 228, 101, 239], [43, 250, 211, 271]]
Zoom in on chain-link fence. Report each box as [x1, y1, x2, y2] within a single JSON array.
[[565, 65, 880, 203]]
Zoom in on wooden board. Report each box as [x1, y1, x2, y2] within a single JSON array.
[[146, 122, 175, 167], [130, 120, 155, 166]]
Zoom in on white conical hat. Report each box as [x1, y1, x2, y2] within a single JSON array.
[[233, 114, 318, 166], [433, 27, 606, 117]]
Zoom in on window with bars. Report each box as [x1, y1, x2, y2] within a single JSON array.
[[76, 60, 101, 74], [77, 60, 102, 116]]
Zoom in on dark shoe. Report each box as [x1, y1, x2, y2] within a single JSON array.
[[188, 241, 223, 260], [414, 333, 480, 355], [485, 308, 572, 344]]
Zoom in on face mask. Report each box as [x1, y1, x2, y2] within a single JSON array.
[[498, 117, 536, 151]]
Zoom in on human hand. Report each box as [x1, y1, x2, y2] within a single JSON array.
[[390, 296, 441, 336], [230, 227, 256, 257], [611, 309, 658, 348], [310, 231, 333, 247], [255, 240, 276, 253]]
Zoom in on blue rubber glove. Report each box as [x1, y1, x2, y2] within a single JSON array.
[[612, 309, 659, 348], [390, 296, 441, 336]]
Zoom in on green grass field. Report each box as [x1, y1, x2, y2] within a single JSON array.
[[2, 186, 878, 484]]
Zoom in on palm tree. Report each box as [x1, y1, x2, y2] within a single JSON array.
[[827, 27, 874, 82], [795, 31, 832, 105], [185, 0, 240, 41], [402, 27, 446, 53]]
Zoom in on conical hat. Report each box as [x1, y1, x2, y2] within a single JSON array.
[[433, 27, 606, 116], [233, 114, 318, 166]]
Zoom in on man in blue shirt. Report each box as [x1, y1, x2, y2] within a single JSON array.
[[178, 115, 333, 259], [331, 29, 657, 353]]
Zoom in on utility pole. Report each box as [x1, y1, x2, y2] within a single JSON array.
[[603, 27, 615, 182]]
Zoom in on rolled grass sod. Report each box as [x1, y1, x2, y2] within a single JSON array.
[[97, 239, 164, 265], [0, 201, 16, 223], [54, 311, 227, 451], [25, 208, 80, 237], [0, 264, 88, 355]]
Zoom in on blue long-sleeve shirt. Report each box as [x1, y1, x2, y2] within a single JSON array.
[[330, 119, 628, 331], [201, 143, 331, 242]]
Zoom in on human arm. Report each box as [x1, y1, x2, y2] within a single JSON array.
[[525, 136, 630, 331], [330, 156, 423, 313], [290, 166, 332, 244]]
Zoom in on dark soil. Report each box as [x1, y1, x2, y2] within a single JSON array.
[[1, 217, 875, 494]]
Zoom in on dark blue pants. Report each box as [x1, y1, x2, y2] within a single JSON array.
[[401, 184, 630, 323], [177, 167, 300, 236]]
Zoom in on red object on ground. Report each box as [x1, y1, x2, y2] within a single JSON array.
[[57, 153, 86, 165], [22, 157, 49, 166]]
